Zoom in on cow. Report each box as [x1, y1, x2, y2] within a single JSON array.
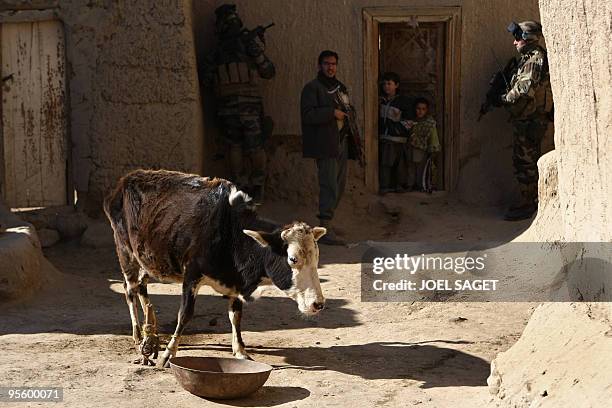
[[103, 169, 327, 367]]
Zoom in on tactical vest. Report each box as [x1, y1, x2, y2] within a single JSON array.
[[507, 46, 554, 120], [213, 37, 261, 98], [214, 61, 261, 98]]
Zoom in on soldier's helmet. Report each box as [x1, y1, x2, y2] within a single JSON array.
[[214, 4, 243, 37], [507, 20, 542, 42]]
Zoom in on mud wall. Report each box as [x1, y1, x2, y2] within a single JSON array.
[[194, 0, 541, 206], [540, 0, 612, 241], [490, 1, 612, 405], [0, 0, 204, 214]]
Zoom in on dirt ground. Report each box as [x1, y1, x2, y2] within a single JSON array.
[[0, 192, 537, 407]]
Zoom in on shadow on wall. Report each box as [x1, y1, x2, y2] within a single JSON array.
[[264, 134, 365, 207]]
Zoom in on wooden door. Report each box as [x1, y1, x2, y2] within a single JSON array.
[[1, 20, 68, 207], [380, 22, 446, 188]]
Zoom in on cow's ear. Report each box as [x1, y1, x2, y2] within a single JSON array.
[[243, 229, 270, 247], [312, 227, 327, 241]]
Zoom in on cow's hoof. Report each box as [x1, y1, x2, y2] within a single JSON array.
[[234, 352, 253, 361], [158, 354, 172, 368]]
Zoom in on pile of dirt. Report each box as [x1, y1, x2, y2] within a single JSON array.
[[488, 303, 611, 407], [0, 200, 61, 301]]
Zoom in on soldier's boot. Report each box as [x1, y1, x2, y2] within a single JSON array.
[[317, 219, 346, 246], [229, 144, 248, 189], [504, 183, 538, 221], [507, 183, 534, 211], [250, 185, 264, 205]]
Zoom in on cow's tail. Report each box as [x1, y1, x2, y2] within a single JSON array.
[[228, 184, 255, 211], [103, 177, 138, 246], [103, 183, 123, 228]]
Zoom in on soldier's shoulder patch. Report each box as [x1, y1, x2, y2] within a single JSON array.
[[531, 48, 547, 59], [528, 52, 545, 65]]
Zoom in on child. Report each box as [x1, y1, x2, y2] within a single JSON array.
[[378, 72, 413, 194], [408, 97, 441, 191]]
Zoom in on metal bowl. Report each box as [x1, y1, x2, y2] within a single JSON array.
[[170, 356, 273, 399]]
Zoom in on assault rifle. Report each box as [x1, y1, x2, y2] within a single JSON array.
[[346, 106, 365, 167], [333, 85, 365, 167], [478, 51, 518, 121], [241, 23, 275, 45], [334, 92, 365, 167]]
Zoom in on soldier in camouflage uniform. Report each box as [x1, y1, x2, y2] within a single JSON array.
[[501, 21, 554, 221], [202, 4, 275, 203]]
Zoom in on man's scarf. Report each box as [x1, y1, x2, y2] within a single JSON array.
[[317, 71, 352, 133], [317, 71, 341, 90]]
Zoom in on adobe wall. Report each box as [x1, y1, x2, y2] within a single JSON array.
[[490, 1, 612, 405], [0, 0, 204, 214]]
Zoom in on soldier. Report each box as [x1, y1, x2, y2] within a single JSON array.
[[501, 21, 554, 221], [202, 4, 275, 204]]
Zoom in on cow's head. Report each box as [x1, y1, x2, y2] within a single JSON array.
[[243, 222, 327, 316]]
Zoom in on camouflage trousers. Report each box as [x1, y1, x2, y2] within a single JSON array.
[[218, 97, 267, 187], [218, 97, 266, 150], [227, 144, 266, 188], [511, 118, 547, 185]]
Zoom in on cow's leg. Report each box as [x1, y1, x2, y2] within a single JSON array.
[[228, 297, 251, 360], [123, 280, 141, 346], [117, 249, 142, 347], [158, 274, 199, 368], [137, 275, 159, 365], [137, 274, 157, 329]]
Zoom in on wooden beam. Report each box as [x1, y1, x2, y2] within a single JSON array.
[[0, 26, 4, 200], [0, 1, 57, 12], [362, 7, 461, 18], [0, 9, 57, 23], [363, 9, 380, 192]]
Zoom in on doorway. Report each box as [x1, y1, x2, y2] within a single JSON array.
[[363, 7, 461, 192], [0, 17, 69, 208]]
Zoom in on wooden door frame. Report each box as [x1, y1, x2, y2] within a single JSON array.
[[0, 8, 72, 206], [362, 7, 461, 192]]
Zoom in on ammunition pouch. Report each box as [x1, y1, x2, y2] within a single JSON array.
[[508, 77, 553, 121], [507, 96, 536, 118]]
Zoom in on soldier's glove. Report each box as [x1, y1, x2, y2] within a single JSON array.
[[245, 40, 264, 58]]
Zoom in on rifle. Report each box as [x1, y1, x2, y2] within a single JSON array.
[[333, 90, 365, 167], [212, 23, 274, 67], [241, 23, 275, 45], [478, 50, 518, 121]]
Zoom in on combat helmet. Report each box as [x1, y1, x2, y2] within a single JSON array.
[[507, 20, 542, 42], [214, 4, 243, 36]]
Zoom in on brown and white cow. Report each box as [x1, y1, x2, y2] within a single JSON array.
[[103, 169, 326, 367]]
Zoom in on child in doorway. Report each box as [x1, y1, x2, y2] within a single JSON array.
[[378, 72, 414, 194], [408, 97, 441, 191]]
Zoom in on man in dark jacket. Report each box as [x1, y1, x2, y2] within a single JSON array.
[[300, 50, 359, 245]]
